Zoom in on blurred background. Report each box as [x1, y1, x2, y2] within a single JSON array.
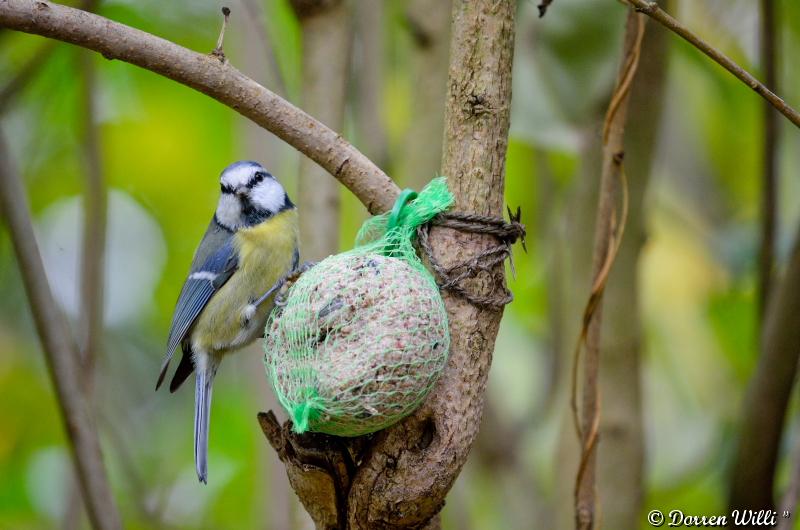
[[1, 0, 800, 528]]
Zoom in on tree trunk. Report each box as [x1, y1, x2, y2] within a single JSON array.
[[291, 0, 353, 261], [575, 10, 645, 530], [730, 229, 800, 514], [259, 1, 517, 528], [553, 126, 602, 530], [403, 0, 452, 190], [354, 0, 389, 168], [350, 0, 516, 524], [597, 6, 670, 528]]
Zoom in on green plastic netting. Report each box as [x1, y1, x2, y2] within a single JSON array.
[[264, 178, 453, 436]]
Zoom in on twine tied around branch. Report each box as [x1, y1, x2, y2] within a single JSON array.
[[416, 207, 526, 310]]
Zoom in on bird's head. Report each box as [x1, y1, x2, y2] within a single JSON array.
[[215, 161, 294, 230]]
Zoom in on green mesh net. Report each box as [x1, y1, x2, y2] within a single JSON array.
[[264, 178, 453, 436]]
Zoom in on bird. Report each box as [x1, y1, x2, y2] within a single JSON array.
[[156, 160, 299, 484]]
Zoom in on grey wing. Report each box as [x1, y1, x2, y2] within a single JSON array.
[[192, 216, 234, 269], [155, 229, 238, 390]]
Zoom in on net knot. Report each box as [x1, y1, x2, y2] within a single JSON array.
[[291, 387, 322, 434]]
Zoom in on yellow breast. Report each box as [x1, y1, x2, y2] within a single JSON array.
[[191, 208, 298, 354]]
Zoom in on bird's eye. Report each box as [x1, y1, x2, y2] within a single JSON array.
[[247, 171, 266, 189]]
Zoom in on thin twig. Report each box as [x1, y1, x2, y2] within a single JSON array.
[[0, 0, 400, 214], [758, 0, 779, 323], [626, 0, 800, 129], [602, 17, 646, 143], [62, 41, 108, 530], [211, 6, 230, 60], [570, 168, 629, 437], [537, 0, 554, 18], [78, 47, 105, 387], [572, 10, 642, 530], [0, 132, 121, 530]]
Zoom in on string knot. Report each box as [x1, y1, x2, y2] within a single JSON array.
[[417, 206, 527, 309]]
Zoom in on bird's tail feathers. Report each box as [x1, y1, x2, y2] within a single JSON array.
[[194, 357, 217, 484]]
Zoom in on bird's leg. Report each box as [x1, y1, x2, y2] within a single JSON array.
[[291, 260, 317, 277], [253, 261, 317, 310], [253, 278, 286, 309]]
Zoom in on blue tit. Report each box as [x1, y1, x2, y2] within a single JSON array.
[[156, 160, 299, 484]]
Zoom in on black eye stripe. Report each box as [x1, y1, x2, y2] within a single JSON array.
[[247, 171, 271, 189], [246, 171, 268, 189], [221, 171, 271, 194]]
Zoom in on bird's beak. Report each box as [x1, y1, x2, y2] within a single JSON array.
[[235, 188, 247, 199]]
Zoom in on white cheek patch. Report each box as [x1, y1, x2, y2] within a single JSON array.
[[216, 194, 241, 229], [250, 179, 285, 214]]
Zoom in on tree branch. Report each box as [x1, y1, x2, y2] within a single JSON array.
[[573, 9, 644, 530], [0, 133, 121, 530], [758, 0, 779, 323], [597, 3, 670, 526], [63, 37, 107, 530], [0, 0, 399, 214], [730, 227, 800, 511], [625, 0, 800, 129], [78, 45, 105, 386]]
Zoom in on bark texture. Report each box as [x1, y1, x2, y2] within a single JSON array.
[[0, 0, 400, 214], [260, 1, 516, 528], [597, 6, 669, 528], [290, 0, 352, 260], [349, 0, 515, 524], [403, 0, 452, 189]]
